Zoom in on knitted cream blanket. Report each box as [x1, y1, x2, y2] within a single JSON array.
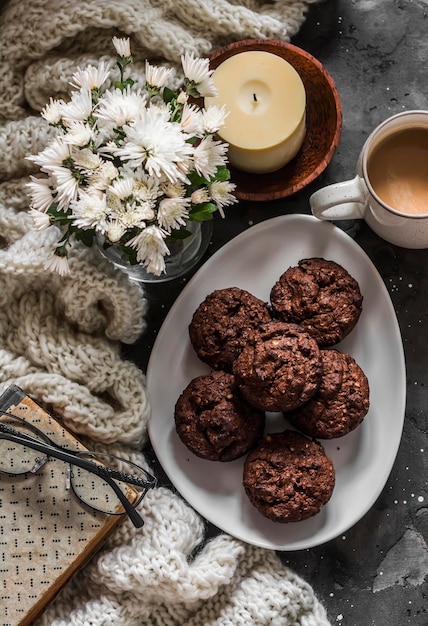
[[0, 1, 331, 624]]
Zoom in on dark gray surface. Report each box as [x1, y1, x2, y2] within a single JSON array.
[[132, 2, 428, 624]]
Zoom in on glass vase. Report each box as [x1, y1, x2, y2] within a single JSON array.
[[96, 220, 213, 283]]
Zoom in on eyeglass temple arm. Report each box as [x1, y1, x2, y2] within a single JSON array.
[[0, 425, 148, 528], [0, 422, 155, 486], [0, 418, 156, 489]]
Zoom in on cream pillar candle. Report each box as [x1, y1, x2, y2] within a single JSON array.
[[205, 50, 306, 174]]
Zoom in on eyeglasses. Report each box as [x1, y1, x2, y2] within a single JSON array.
[[0, 410, 157, 528]]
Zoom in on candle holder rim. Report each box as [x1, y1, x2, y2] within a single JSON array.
[[208, 39, 342, 202]]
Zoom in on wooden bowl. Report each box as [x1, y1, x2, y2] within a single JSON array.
[[209, 39, 342, 202]]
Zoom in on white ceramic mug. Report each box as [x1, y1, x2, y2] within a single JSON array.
[[310, 110, 428, 248]]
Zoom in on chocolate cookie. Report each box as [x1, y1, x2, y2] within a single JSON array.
[[233, 321, 322, 412], [243, 431, 335, 522], [286, 349, 370, 439], [189, 287, 272, 372], [174, 370, 265, 461], [270, 258, 363, 347]]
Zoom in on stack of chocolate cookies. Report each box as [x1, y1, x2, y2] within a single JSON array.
[[174, 258, 370, 524]]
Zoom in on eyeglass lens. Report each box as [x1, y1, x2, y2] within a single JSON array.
[[0, 413, 149, 516], [0, 413, 50, 474], [70, 452, 146, 515]]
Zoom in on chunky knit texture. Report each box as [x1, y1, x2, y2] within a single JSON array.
[[0, 0, 331, 624]]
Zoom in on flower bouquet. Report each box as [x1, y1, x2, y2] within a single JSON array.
[[27, 37, 237, 277]]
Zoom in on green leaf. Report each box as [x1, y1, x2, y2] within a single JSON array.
[[213, 164, 231, 182], [187, 171, 209, 186], [189, 202, 216, 221], [167, 228, 192, 241], [122, 246, 138, 265], [163, 87, 176, 104], [114, 77, 134, 91], [47, 205, 70, 223], [74, 228, 96, 248]]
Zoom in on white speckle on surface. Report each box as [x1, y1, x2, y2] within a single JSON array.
[[418, 496, 424, 503], [337, 615, 343, 622], [408, 283, 413, 288], [248, 220, 253, 226]]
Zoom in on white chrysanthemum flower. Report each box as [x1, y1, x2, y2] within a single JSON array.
[[61, 88, 93, 122], [62, 121, 94, 147], [96, 87, 146, 127], [112, 36, 131, 58], [202, 105, 228, 134], [41, 97, 65, 125], [191, 188, 209, 205], [115, 106, 193, 182], [145, 60, 173, 89], [109, 177, 134, 200], [176, 157, 192, 178], [107, 198, 155, 229], [30, 208, 51, 231], [105, 189, 123, 211], [70, 189, 108, 231], [27, 137, 71, 170], [26, 175, 55, 212], [181, 103, 203, 136], [105, 219, 127, 243], [162, 181, 186, 198], [44, 252, 70, 276], [181, 53, 217, 97], [157, 196, 191, 232], [132, 171, 163, 202], [181, 53, 211, 84], [89, 161, 119, 190], [209, 180, 237, 217], [70, 61, 111, 90], [114, 207, 145, 229], [128, 224, 169, 275], [195, 76, 218, 98], [92, 121, 116, 147], [177, 91, 188, 105], [128, 201, 156, 223], [73, 148, 103, 171], [50, 166, 79, 209], [192, 135, 228, 180]]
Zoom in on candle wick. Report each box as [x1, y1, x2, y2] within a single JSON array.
[[253, 93, 257, 102]]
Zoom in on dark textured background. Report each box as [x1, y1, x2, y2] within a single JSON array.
[[129, 2, 428, 624]]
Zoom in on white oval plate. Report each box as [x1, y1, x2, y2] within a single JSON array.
[[147, 215, 406, 550]]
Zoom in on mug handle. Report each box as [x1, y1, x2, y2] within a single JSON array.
[[310, 176, 367, 220]]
